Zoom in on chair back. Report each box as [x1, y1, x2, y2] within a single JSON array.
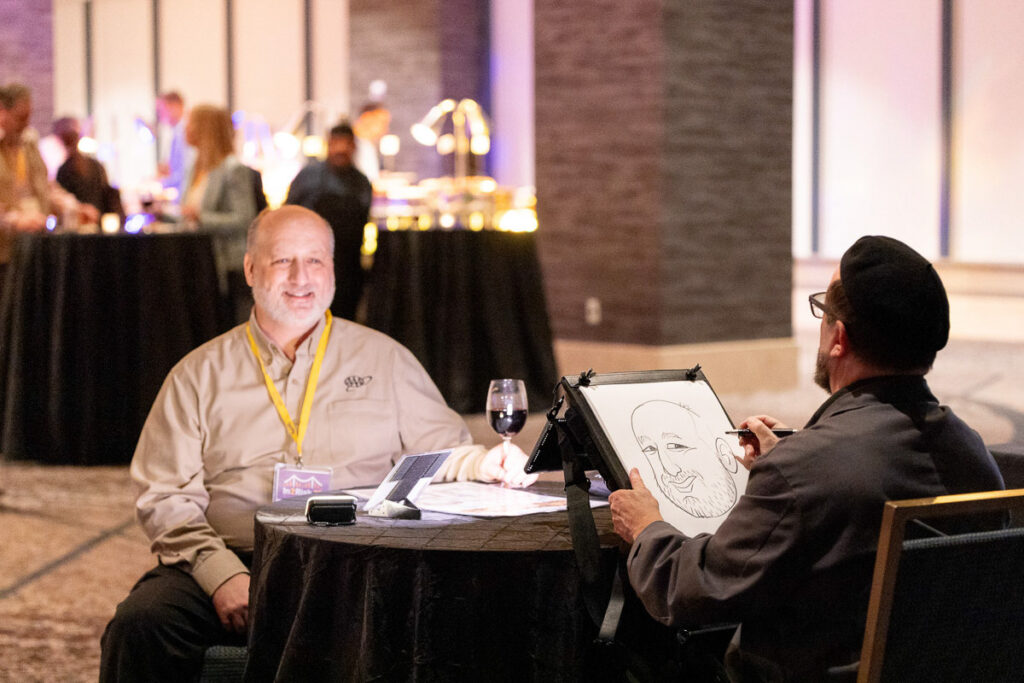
[[858, 488, 1024, 682]]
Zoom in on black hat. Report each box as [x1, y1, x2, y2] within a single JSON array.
[[839, 235, 949, 367]]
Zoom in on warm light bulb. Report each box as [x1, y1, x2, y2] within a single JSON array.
[[78, 137, 99, 155], [470, 135, 490, 155], [411, 123, 438, 146], [379, 134, 400, 157], [436, 134, 456, 155], [273, 132, 301, 158], [302, 135, 325, 157]]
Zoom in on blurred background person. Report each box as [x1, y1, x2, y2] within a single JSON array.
[[285, 122, 372, 321], [1, 83, 50, 234], [352, 101, 390, 181], [180, 104, 257, 326], [53, 116, 124, 221], [1, 82, 91, 293], [157, 91, 188, 202]]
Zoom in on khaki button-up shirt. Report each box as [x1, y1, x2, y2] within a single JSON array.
[[131, 313, 486, 594]]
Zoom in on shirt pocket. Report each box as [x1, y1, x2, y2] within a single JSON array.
[[328, 397, 402, 486]]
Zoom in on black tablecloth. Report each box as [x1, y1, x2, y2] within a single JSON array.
[[246, 482, 644, 682], [0, 232, 223, 464], [365, 230, 558, 414]]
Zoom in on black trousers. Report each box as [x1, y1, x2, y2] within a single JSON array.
[[99, 564, 246, 683]]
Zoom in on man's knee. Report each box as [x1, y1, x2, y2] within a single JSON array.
[[100, 565, 222, 682], [104, 585, 181, 646]]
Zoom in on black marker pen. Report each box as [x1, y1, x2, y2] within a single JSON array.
[[726, 429, 798, 438]]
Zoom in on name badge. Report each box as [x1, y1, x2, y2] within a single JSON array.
[[273, 462, 333, 502]]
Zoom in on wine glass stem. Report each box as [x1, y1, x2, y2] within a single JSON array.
[[503, 435, 511, 459]]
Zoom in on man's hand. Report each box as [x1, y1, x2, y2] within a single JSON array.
[[735, 415, 787, 470], [78, 202, 100, 226], [609, 469, 663, 544], [181, 204, 200, 222], [211, 573, 250, 634], [479, 443, 539, 488]]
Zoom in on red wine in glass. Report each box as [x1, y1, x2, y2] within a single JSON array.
[[486, 379, 528, 455]]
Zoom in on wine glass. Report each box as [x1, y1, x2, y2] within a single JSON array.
[[486, 379, 528, 457]]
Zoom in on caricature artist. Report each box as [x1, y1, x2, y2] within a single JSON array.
[[609, 236, 1005, 681]]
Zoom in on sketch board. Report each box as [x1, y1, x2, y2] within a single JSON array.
[[563, 369, 748, 537]]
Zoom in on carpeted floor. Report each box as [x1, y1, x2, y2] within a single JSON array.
[[1, 330, 1022, 681]]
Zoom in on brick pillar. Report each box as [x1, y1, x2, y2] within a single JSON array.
[[0, 0, 54, 134], [535, 0, 796, 390]]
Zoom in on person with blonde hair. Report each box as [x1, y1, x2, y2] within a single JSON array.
[[181, 104, 257, 325]]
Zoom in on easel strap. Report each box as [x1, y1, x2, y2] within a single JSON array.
[[560, 425, 623, 642]]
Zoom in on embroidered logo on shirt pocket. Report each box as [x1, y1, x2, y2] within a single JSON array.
[[344, 375, 373, 391]]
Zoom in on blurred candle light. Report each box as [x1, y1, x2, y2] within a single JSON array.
[[101, 213, 120, 234], [361, 222, 378, 255], [498, 208, 538, 233], [439, 212, 456, 229]]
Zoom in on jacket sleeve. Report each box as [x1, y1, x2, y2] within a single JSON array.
[[284, 166, 315, 208], [627, 462, 800, 627], [198, 160, 257, 234], [130, 365, 249, 596]]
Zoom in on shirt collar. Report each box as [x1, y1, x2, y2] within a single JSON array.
[[246, 311, 330, 365], [805, 374, 935, 428]]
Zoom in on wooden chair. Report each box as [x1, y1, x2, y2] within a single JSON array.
[[858, 488, 1024, 683]]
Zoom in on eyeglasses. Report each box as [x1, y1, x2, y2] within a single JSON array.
[[808, 291, 831, 320]]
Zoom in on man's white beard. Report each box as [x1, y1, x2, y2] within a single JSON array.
[[252, 279, 335, 330]]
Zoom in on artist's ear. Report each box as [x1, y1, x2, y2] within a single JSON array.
[[716, 438, 738, 473], [828, 320, 851, 359]]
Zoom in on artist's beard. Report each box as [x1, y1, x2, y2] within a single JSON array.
[[814, 349, 831, 393]]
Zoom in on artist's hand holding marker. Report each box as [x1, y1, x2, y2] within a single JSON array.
[[609, 468, 664, 544], [733, 415, 793, 470]]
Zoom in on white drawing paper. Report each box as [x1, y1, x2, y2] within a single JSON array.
[[579, 379, 747, 536]]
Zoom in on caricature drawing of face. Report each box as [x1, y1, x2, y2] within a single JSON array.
[[630, 400, 738, 518]]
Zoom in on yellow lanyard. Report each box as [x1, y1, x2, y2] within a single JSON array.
[[246, 311, 333, 466]]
